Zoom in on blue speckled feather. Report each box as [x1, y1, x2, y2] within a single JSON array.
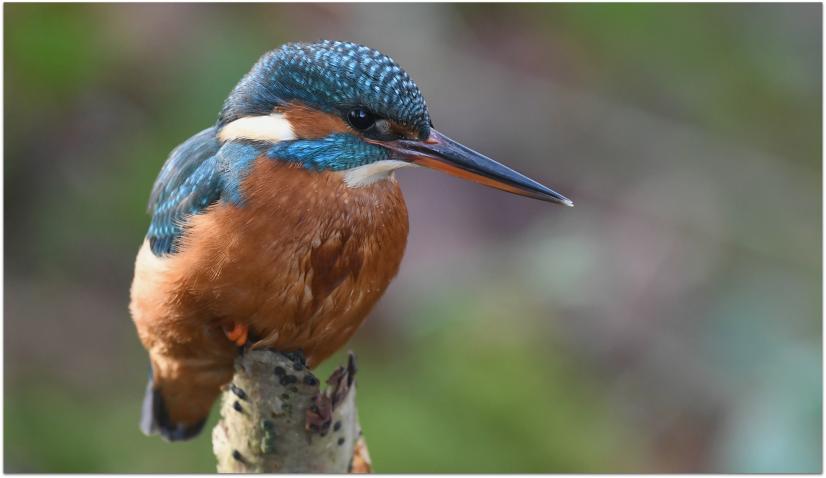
[[147, 129, 262, 256], [267, 134, 389, 171], [147, 127, 222, 255], [219, 41, 430, 139], [148, 129, 219, 210]]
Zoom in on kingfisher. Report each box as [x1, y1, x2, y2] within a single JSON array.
[[130, 40, 572, 442]]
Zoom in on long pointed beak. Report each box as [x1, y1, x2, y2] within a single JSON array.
[[374, 129, 573, 206]]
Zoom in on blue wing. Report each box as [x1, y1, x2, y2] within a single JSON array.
[[147, 127, 223, 256]]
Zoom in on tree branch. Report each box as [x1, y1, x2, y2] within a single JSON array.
[[212, 349, 372, 473]]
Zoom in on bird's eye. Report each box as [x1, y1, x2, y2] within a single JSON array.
[[347, 108, 376, 131]]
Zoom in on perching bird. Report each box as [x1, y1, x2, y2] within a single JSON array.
[[130, 40, 572, 441]]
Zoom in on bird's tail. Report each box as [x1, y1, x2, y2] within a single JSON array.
[[140, 357, 233, 442], [140, 373, 207, 441]]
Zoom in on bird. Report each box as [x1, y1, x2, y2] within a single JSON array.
[[130, 40, 572, 442]]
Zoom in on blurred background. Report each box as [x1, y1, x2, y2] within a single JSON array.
[[4, 3, 821, 473]]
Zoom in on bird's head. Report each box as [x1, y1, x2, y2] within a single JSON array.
[[216, 40, 572, 205]]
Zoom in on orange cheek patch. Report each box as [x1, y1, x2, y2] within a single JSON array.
[[280, 102, 351, 139]]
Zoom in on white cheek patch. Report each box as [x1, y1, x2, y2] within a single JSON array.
[[218, 114, 296, 142], [342, 160, 413, 188]]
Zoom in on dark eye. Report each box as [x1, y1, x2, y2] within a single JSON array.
[[347, 108, 376, 131]]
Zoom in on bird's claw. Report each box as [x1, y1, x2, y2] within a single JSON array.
[[223, 322, 249, 348]]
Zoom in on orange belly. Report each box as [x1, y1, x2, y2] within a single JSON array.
[[130, 158, 408, 425]]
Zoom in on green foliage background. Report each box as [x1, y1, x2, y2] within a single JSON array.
[[5, 3, 821, 472]]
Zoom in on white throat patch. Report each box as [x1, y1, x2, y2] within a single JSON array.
[[341, 160, 413, 188], [218, 113, 296, 143]]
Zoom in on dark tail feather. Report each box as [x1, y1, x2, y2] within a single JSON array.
[[141, 375, 206, 442]]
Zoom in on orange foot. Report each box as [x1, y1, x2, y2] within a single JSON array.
[[222, 322, 249, 347]]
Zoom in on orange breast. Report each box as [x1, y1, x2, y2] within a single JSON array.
[[143, 158, 409, 367]]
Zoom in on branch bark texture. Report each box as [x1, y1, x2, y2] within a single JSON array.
[[212, 349, 371, 473]]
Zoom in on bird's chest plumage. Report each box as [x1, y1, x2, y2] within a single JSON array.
[[163, 158, 408, 365]]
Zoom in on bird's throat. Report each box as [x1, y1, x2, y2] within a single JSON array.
[[340, 160, 412, 188]]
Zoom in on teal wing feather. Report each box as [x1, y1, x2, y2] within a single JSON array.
[[147, 127, 223, 256]]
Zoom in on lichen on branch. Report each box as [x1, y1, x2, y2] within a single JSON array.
[[212, 349, 371, 473]]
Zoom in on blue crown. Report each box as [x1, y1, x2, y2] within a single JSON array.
[[219, 40, 431, 138]]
